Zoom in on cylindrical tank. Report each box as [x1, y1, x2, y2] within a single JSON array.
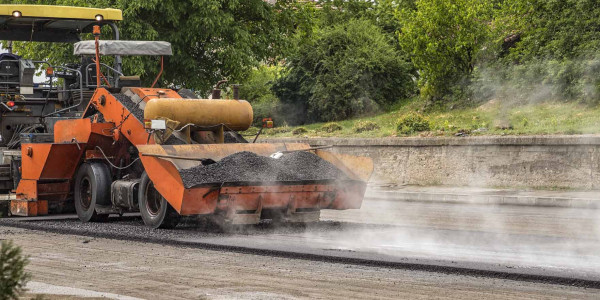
[[144, 98, 253, 131]]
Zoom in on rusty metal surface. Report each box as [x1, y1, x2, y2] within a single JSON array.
[[144, 98, 253, 131], [10, 199, 47, 216], [137, 143, 372, 217]]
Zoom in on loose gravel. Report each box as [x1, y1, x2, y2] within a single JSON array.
[[179, 151, 348, 188], [113, 93, 144, 122]]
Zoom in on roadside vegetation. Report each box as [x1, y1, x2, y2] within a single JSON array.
[[0, 240, 30, 300], [245, 99, 600, 138], [6, 0, 600, 137]]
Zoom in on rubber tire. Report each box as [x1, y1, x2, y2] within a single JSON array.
[[74, 162, 111, 222], [138, 172, 180, 229]]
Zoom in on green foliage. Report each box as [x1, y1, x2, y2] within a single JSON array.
[[321, 122, 342, 133], [239, 65, 280, 104], [396, 112, 430, 134], [6, 0, 600, 119], [318, 0, 414, 38], [353, 120, 380, 133], [274, 18, 415, 124], [3, 0, 308, 93], [0, 240, 30, 300], [494, 0, 600, 62], [238, 65, 285, 127], [399, 0, 492, 101], [292, 127, 307, 135]]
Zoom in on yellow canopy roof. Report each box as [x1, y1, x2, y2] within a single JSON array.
[[0, 5, 122, 21], [0, 5, 122, 42]]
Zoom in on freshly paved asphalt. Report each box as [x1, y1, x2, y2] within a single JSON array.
[[3, 194, 600, 288]]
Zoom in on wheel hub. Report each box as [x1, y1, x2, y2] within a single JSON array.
[[145, 182, 162, 216], [79, 177, 92, 210]]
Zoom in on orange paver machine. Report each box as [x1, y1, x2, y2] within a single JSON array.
[[10, 26, 373, 228]]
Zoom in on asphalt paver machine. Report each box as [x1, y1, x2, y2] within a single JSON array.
[[2, 5, 374, 229]]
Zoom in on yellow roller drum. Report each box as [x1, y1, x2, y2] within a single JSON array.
[[144, 98, 253, 131]]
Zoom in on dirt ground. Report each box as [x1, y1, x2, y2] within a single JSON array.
[[2, 226, 599, 300]]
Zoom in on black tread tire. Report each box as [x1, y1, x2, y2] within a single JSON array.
[[74, 162, 111, 222], [138, 172, 180, 229]]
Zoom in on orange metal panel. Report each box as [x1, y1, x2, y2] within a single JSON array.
[[10, 200, 47, 216], [16, 179, 71, 202], [180, 188, 218, 215], [89, 88, 154, 146], [129, 87, 182, 102], [54, 119, 92, 143], [16, 179, 37, 200], [138, 154, 185, 212], [54, 118, 115, 144], [20, 144, 51, 180], [20, 143, 83, 180]]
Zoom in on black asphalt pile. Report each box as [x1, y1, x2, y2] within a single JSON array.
[[113, 93, 144, 122], [179, 151, 348, 188]]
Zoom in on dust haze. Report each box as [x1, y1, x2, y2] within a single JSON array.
[[307, 187, 600, 274]]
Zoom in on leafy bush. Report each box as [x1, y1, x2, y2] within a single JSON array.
[[0, 240, 30, 300], [398, 0, 492, 101], [236, 66, 287, 127], [239, 65, 281, 104], [273, 18, 415, 124], [353, 120, 381, 133], [321, 123, 343, 133], [292, 127, 308, 135], [495, 0, 600, 63], [396, 112, 431, 134]]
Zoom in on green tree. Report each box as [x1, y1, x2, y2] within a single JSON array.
[[237, 65, 283, 126], [3, 0, 307, 93], [0, 240, 30, 300], [494, 0, 600, 62], [473, 0, 600, 104], [398, 0, 493, 101], [274, 18, 415, 123]]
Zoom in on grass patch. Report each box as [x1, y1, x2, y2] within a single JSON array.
[[241, 97, 600, 138]]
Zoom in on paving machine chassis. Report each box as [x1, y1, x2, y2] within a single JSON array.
[[2, 7, 373, 228]]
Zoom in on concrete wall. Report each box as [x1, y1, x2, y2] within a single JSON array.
[[265, 136, 600, 189]]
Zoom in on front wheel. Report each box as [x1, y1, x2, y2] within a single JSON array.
[[138, 172, 180, 229], [74, 162, 111, 222]]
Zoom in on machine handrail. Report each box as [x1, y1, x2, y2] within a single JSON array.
[[44, 65, 84, 117], [84, 62, 124, 88]]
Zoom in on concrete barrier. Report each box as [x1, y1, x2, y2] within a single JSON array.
[[264, 135, 600, 189]]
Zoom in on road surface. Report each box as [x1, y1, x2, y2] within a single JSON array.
[[2, 195, 600, 299]]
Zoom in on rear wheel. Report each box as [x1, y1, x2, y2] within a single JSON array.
[[74, 162, 111, 222], [139, 172, 180, 229]]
